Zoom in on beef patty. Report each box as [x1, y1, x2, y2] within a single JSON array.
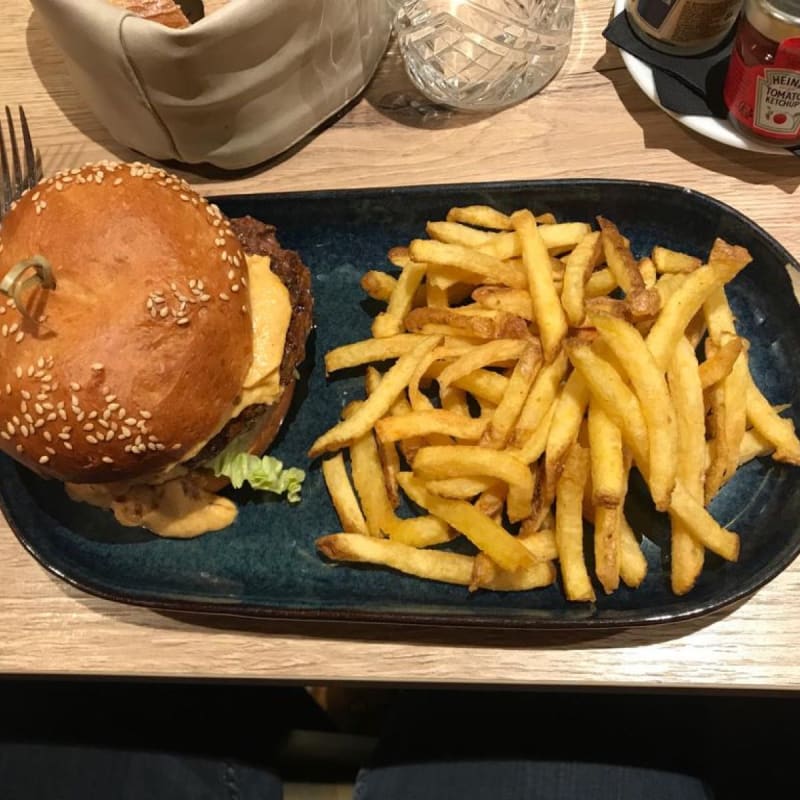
[[187, 216, 313, 467]]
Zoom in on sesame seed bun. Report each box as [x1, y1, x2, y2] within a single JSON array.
[[0, 161, 253, 483]]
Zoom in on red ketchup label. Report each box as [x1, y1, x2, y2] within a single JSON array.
[[724, 36, 800, 142]]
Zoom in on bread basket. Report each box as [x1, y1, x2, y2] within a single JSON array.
[[31, 0, 393, 169]]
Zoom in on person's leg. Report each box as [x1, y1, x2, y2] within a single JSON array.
[[0, 744, 282, 800], [354, 760, 713, 800]]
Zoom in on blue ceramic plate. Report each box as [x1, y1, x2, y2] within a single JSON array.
[[2, 180, 800, 629]]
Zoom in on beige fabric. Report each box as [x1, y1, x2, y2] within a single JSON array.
[[31, 0, 393, 169]]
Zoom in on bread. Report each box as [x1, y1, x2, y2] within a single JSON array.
[[107, 0, 190, 28], [0, 161, 253, 483]]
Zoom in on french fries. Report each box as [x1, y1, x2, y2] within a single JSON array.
[[311, 201, 799, 604]]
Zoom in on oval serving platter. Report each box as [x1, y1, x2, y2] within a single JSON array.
[[2, 179, 800, 629]]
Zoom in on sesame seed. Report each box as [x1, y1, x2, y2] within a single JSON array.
[[231, 284, 240, 293], [58, 409, 68, 421], [45, 447, 55, 455], [101, 456, 114, 464], [86, 435, 98, 444], [83, 423, 94, 431], [43, 431, 52, 442], [38, 455, 49, 465], [177, 318, 190, 326], [20, 425, 29, 437], [14, 367, 22, 379], [0, 432, 8, 440], [34, 403, 43, 415], [92, 363, 104, 372], [113, 177, 123, 186], [98, 419, 109, 429], [34, 419, 44, 429], [140, 410, 152, 419], [219, 293, 230, 301], [70, 382, 81, 391], [105, 394, 116, 403], [46, 412, 57, 422], [58, 433, 70, 440], [20, 401, 27, 414]]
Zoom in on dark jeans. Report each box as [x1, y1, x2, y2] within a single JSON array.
[[0, 744, 282, 800], [354, 760, 713, 800]]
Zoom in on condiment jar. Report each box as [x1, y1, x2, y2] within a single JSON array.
[[626, 0, 743, 55], [723, 0, 800, 147]]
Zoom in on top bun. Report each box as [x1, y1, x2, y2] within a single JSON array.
[[0, 161, 253, 483]]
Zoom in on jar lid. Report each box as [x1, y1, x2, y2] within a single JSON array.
[[749, 0, 800, 40], [769, 0, 800, 15]]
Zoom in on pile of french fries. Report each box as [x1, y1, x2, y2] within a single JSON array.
[[309, 204, 800, 600]]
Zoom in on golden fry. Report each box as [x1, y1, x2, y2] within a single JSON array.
[[372, 261, 427, 338], [321, 454, 368, 535], [310, 335, 441, 457], [325, 333, 423, 374], [699, 336, 745, 389], [360, 270, 397, 302], [398, 473, 534, 572], [590, 312, 677, 511], [669, 482, 740, 562], [446, 205, 513, 230], [597, 216, 660, 319], [565, 338, 649, 473], [414, 445, 535, 523], [350, 428, 396, 537], [317, 533, 476, 586], [544, 369, 590, 499], [619, 516, 648, 589], [667, 337, 706, 595], [512, 349, 568, 446], [409, 240, 527, 289], [652, 246, 702, 273], [562, 231, 602, 327], [384, 515, 454, 547], [511, 209, 568, 363], [437, 339, 531, 392], [555, 443, 595, 602], [646, 251, 752, 371], [376, 410, 486, 443], [472, 286, 534, 320], [594, 504, 621, 595], [584, 268, 617, 298], [587, 401, 624, 507], [480, 344, 541, 449]]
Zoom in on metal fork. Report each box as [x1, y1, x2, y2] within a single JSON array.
[[0, 106, 42, 219]]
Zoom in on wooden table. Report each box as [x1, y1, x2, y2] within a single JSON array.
[[2, 0, 800, 688]]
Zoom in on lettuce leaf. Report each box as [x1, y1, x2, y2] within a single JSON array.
[[210, 450, 305, 503]]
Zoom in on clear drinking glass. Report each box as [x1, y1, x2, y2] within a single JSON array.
[[393, 0, 575, 112]]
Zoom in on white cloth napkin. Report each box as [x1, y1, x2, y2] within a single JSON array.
[[31, 0, 393, 169]]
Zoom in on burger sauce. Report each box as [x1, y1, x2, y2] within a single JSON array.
[[723, 0, 800, 146]]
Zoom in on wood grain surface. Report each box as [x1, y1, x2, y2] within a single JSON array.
[[2, 0, 800, 686]]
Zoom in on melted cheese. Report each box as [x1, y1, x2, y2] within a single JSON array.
[[66, 478, 237, 539], [64, 254, 293, 539], [235, 254, 292, 411]]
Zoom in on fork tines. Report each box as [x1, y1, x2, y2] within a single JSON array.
[[1, 106, 41, 219]]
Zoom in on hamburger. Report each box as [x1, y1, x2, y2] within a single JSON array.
[[0, 161, 312, 538]]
